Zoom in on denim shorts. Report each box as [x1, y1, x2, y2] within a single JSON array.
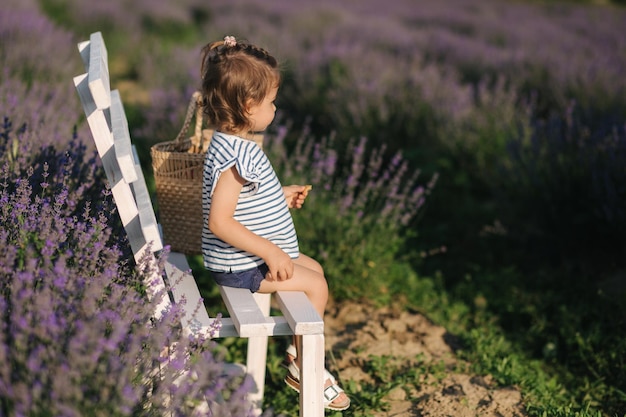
[[209, 263, 269, 293]]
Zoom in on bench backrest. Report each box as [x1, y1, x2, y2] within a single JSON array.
[[75, 33, 162, 255], [74, 32, 190, 324]]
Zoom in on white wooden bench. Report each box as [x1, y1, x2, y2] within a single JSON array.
[[73, 31, 325, 417]]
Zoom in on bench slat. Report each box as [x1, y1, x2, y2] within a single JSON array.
[[219, 286, 275, 337], [110, 90, 139, 183], [219, 286, 304, 337], [163, 252, 233, 335], [164, 252, 213, 327], [87, 32, 111, 110], [73, 74, 114, 156], [77, 40, 90, 71], [275, 291, 324, 334], [75, 73, 141, 244], [74, 74, 139, 230], [163, 252, 282, 338], [130, 146, 163, 252]]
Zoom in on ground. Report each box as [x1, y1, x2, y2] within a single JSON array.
[[323, 301, 528, 417]]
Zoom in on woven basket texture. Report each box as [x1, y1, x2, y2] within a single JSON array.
[[151, 133, 211, 254], [151, 92, 208, 255]]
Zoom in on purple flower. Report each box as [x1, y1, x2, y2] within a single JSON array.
[[1, 117, 255, 415]]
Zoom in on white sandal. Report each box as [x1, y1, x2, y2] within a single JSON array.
[[283, 345, 350, 411]]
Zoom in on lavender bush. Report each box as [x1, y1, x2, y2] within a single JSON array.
[[500, 103, 626, 263], [39, 0, 210, 43], [0, 8, 78, 86], [0, 9, 88, 153], [0, 120, 257, 416], [1, 6, 257, 414], [40, 0, 626, 152], [113, 0, 626, 150], [266, 124, 438, 302]]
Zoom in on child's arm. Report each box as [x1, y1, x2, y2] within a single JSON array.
[[209, 166, 294, 281]]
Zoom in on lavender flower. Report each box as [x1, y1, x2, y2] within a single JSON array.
[[0, 142, 257, 417]]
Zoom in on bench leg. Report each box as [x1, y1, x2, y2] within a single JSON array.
[[246, 293, 272, 415], [246, 335, 268, 415], [299, 334, 324, 417]]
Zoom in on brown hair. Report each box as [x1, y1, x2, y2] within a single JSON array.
[[200, 38, 280, 133]]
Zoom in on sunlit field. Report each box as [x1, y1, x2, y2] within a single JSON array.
[[2, 0, 625, 415]]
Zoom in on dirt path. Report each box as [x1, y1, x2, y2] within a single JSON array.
[[324, 301, 528, 416]]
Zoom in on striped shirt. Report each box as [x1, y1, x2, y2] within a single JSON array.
[[201, 131, 299, 272]]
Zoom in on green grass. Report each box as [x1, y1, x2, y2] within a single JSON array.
[[185, 240, 623, 417]]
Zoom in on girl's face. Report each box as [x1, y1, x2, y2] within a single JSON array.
[[247, 86, 278, 132]]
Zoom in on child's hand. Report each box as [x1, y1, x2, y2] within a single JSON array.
[[265, 248, 294, 281], [283, 184, 312, 209]]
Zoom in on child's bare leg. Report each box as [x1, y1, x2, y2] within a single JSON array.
[[257, 255, 349, 408], [257, 253, 327, 363], [288, 255, 325, 365], [257, 254, 328, 318]]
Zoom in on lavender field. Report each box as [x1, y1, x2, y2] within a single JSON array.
[[2, 0, 626, 415]]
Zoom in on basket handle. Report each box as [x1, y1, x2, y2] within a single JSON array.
[[175, 91, 204, 148]]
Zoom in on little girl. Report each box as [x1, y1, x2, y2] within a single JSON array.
[[199, 35, 350, 411]]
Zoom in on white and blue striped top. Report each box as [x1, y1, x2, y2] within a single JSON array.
[[201, 131, 299, 272]]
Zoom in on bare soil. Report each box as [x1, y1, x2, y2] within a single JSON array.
[[324, 301, 528, 417]]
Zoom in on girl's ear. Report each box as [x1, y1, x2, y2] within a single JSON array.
[[244, 98, 254, 114]]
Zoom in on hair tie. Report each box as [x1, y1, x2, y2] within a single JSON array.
[[223, 36, 236, 47]]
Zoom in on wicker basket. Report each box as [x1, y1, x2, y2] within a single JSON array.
[[151, 91, 211, 255]]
